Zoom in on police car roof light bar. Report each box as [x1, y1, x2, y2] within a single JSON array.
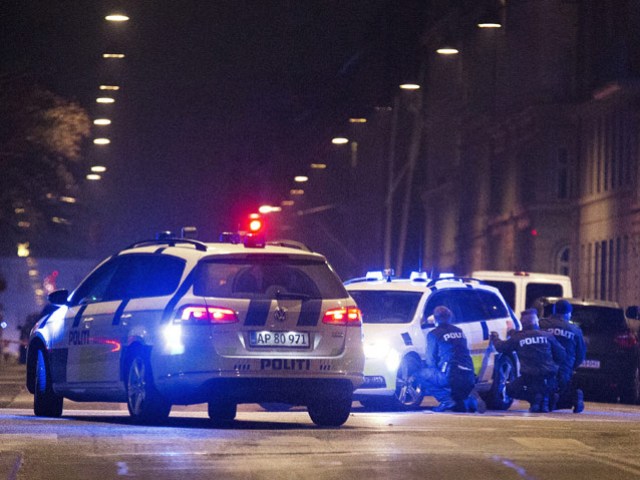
[[124, 238, 208, 252]]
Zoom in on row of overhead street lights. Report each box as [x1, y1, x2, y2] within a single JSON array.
[[87, 13, 130, 181]]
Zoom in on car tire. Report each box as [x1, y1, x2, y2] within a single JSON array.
[[126, 353, 171, 424], [307, 385, 353, 427], [392, 355, 424, 410], [620, 365, 640, 405], [208, 399, 237, 422], [484, 354, 516, 410], [33, 349, 63, 417]]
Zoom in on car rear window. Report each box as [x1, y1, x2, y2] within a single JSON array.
[[424, 289, 509, 323], [567, 305, 627, 334], [193, 255, 349, 299], [349, 290, 423, 324]]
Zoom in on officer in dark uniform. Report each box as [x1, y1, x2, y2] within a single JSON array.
[[540, 299, 586, 413], [420, 306, 483, 412], [490, 309, 566, 412]]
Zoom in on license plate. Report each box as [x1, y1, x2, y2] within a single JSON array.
[[580, 359, 601, 369], [249, 331, 310, 348]]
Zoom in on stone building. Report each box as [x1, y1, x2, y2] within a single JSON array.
[[420, 0, 640, 306]]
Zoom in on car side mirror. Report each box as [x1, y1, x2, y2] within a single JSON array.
[[626, 306, 640, 320], [48, 289, 69, 306]]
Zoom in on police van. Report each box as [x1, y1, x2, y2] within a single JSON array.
[[345, 271, 519, 410], [26, 225, 365, 427], [471, 271, 573, 315]]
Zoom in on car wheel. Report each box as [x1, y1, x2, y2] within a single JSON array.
[[307, 385, 353, 427], [621, 365, 640, 404], [259, 402, 293, 412], [208, 399, 237, 422], [392, 356, 424, 410], [126, 354, 171, 424], [34, 349, 63, 417], [484, 355, 516, 410]]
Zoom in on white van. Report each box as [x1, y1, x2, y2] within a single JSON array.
[[471, 271, 573, 316]]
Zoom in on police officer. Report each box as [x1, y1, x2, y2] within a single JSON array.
[[540, 300, 586, 413], [420, 306, 483, 412], [490, 309, 566, 412]]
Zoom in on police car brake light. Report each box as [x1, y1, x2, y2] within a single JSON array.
[[179, 305, 238, 324], [322, 307, 362, 326]]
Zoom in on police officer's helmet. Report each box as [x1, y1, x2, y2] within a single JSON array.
[[433, 306, 453, 325], [554, 300, 573, 316]]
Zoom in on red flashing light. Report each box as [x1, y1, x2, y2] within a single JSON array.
[[531, 229, 538, 236], [179, 305, 238, 324], [322, 307, 362, 326], [247, 213, 264, 233]]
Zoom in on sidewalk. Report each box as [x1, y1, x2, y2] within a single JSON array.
[[0, 360, 27, 409]]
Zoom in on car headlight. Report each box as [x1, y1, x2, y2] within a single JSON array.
[[163, 323, 185, 355], [363, 342, 391, 359], [385, 349, 401, 372]]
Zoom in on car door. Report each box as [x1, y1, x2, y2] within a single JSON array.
[[61, 257, 127, 386]]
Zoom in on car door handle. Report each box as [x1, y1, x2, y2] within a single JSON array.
[[82, 317, 94, 328], [120, 313, 132, 326]]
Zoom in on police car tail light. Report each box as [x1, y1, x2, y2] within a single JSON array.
[[322, 307, 362, 326], [614, 330, 638, 349], [179, 305, 239, 324]]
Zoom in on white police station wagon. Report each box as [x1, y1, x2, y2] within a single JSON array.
[[345, 271, 519, 410], [27, 228, 365, 427]]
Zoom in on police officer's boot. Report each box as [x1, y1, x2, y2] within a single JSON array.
[[541, 395, 550, 413], [529, 394, 543, 413], [573, 389, 584, 414]]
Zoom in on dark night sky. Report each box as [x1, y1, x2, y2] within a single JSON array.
[[1, 1, 428, 256]]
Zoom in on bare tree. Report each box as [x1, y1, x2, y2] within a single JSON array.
[[0, 76, 90, 249]]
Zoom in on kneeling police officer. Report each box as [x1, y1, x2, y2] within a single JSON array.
[[490, 309, 566, 412], [420, 306, 484, 413]]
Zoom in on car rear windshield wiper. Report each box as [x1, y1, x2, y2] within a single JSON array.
[[275, 291, 312, 300]]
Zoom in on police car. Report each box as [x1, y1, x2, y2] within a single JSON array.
[[26, 226, 365, 427], [345, 271, 519, 410]]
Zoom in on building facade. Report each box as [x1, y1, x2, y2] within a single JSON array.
[[421, 0, 640, 306]]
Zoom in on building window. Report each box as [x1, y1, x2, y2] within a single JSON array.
[[555, 245, 570, 276]]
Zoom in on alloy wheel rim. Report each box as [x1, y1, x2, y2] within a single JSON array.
[[128, 358, 146, 415]]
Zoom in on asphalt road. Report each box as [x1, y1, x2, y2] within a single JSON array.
[[3, 361, 640, 479]]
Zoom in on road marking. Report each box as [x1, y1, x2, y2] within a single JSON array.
[[0, 434, 58, 446], [579, 452, 640, 477], [511, 437, 593, 451]]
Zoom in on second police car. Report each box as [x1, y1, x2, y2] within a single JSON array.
[[26, 226, 365, 427], [345, 271, 520, 410]]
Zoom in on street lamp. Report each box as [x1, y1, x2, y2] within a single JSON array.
[[93, 138, 110, 145], [91, 166, 107, 173], [105, 14, 129, 22], [93, 118, 111, 126], [96, 97, 115, 104], [294, 176, 309, 183], [400, 83, 421, 90], [331, 137, 349, 145]]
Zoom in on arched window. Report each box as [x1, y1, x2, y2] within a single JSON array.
[[555, 246, 571, 276]]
